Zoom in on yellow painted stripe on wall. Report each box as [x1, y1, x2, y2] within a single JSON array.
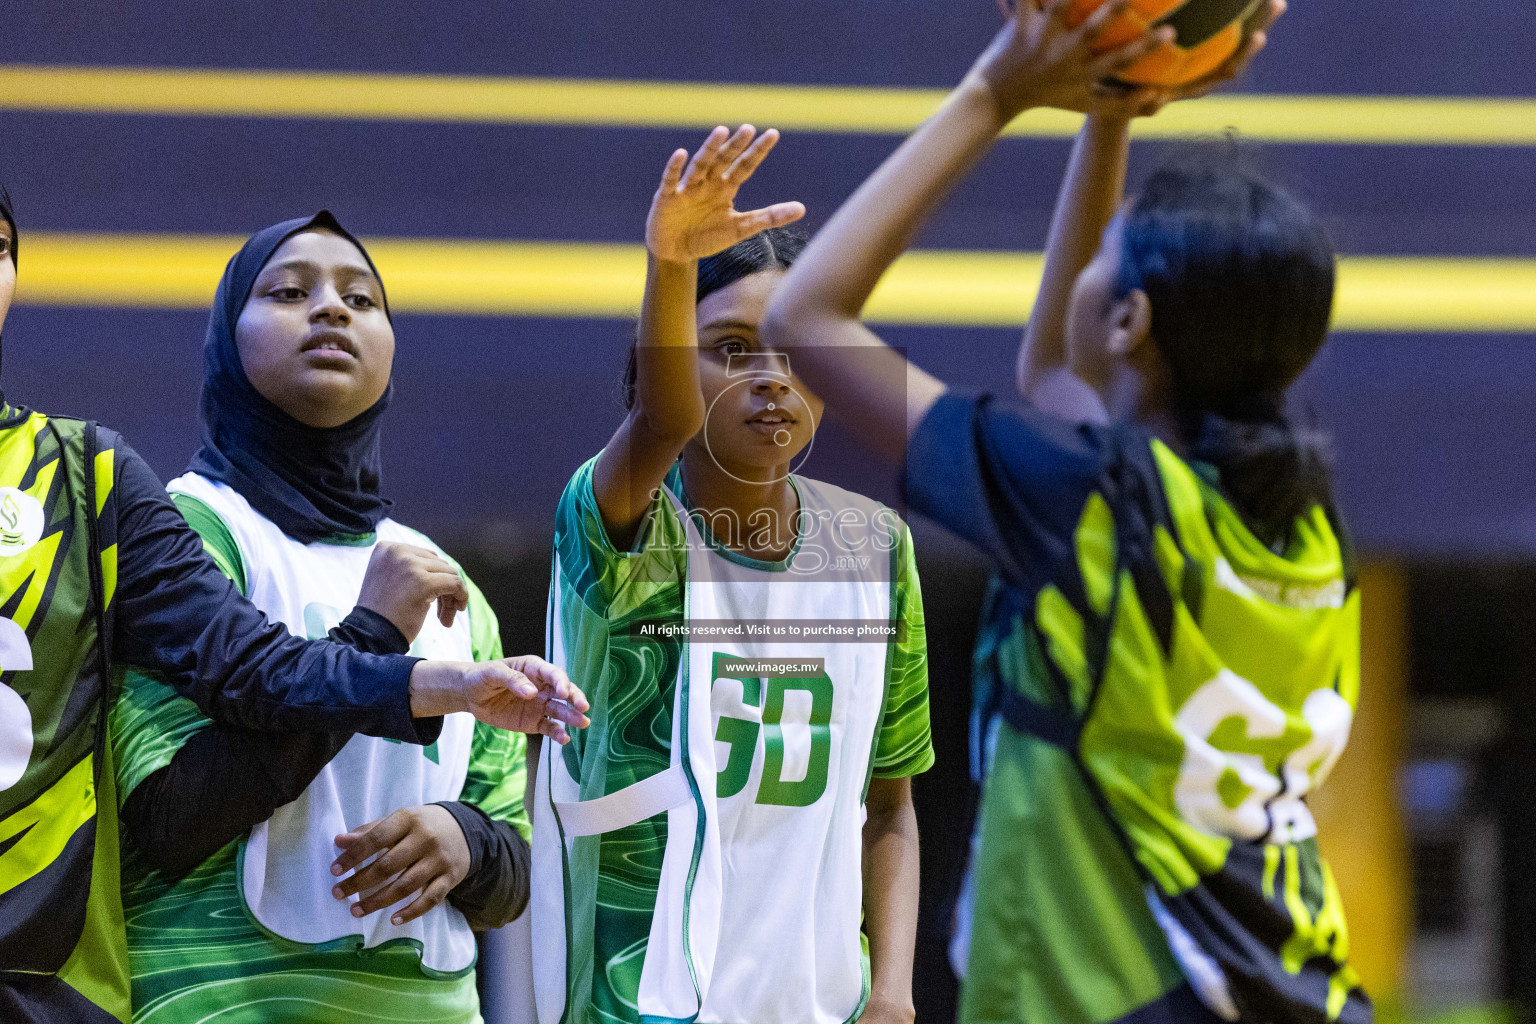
[[16, 232, 1536, 333], [2, 64, 1534, 146]]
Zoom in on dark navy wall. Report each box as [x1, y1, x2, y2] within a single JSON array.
[[2, 2, 1534, 557]]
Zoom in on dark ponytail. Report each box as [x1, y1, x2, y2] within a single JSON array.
[[622, 225, 807, 410], [1117, 151, 1337, 549]]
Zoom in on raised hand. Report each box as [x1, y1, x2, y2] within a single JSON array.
[[355, 541, 469, 642], [646, 125, 806, 263], [970, 0, 1173, 120]]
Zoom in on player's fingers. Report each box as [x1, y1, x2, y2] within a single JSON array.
[[392, 876, 455, 926], [1088, 24, 1173, 78], [658, 148, 688, 194], [505, 668, 545, 702], [379, 540, 439, 564], [335, 834, 422, 901], [354, 860, 439, 917], [1076, 0, 1130, 42], [725, 128, 781, 184], [716, 124, 758, 179], [330, 813, 407, 875], [542, 698, 590, 729], [1250, 0, 1285, 35], [516, 656, 588, 710], [539, 717, 572, 745], [1176, 28, 1267, 100], [738, 202, 807, 237], [1042, 0, 1075, 29], [435, 575, 469, 628], [680, 126, 728, 190], [416, 565, 465, 595]]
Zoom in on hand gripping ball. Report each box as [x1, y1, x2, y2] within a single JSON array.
[[1067, 0, 1261, 86]]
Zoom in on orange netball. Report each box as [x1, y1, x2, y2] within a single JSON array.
[[1067, 0, 1260, 87]]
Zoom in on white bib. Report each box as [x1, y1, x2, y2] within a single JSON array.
[[535, 476, 898, 1024], [169, 472, 480, 975]]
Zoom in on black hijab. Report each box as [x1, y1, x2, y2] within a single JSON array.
[[0, 185, 17, 268], [187, 211, 394, 544], [0, 185, 17, 389]]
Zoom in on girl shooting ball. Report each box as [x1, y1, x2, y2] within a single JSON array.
[[762, 2, 1371, 1022]]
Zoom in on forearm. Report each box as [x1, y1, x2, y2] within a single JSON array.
[[862, 782, 921, 1020], [120, 607, 411, 877], [110, 447, 434, 740], [1018, 112, 1132, 400], [775, 79, 1005, 331], [592, 255, 703, 540], [636, 255, 706, 439], [763, 81, 1018, 457]]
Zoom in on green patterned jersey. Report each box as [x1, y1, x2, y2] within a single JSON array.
[[112, 491, 528, 1024], [534, 457, 931, 1024], [909, 393, 1367, 1024]]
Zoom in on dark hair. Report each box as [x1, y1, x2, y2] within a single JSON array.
[[623, 225, 808, 409], [1115, 152, 1336, 548]]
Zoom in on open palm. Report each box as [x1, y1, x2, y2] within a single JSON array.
[[646, 124, 806, 263]]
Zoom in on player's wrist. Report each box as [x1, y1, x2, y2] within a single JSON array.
[[956, 71, 1024, 132], [646, 247, 697, 272], [408, 660, 474, 718], [860, 994, 916, 1024]]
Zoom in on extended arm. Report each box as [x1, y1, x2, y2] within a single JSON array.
[[109, 444, 588, 739], [109, 443, 430, 739], [762, 0, 1164, 460], [120, 534, 469, 877], [1015, 108, 1135, 419]]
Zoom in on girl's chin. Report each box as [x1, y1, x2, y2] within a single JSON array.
[[699, 446, 809, 480]]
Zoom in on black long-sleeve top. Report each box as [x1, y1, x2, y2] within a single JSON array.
[[111, 439, 437, 743]]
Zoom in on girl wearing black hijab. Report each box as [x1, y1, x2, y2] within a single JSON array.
[[0, 189, 581, 1023], [113, 213, 539, 1024]]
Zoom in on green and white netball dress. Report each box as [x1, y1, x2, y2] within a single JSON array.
[[533, 458, 931, 1024], [908, 393, 1368, 1024], [113, 472, 528, 1024]]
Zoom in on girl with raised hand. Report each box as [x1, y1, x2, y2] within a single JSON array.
[[761, 3, 1371, 1023], [533, 126, 934, 1024], [112, 212, 587, 1024]]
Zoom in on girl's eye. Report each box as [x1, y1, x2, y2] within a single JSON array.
[[0, 238, 10, 256], [272, 286, 305, 301], [718, 339, 748, 357], [345, 294, 375, 309]]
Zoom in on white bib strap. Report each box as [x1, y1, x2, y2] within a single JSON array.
[[554, 763, 691, 837]]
